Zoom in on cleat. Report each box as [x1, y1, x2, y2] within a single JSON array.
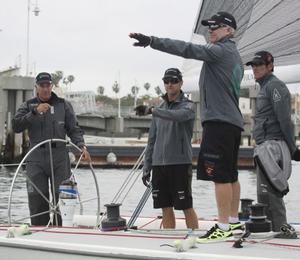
[[274, 224, 298, 239], [197, 224, 233, 243]]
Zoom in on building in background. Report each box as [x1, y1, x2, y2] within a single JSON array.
[[0, 67, 34, 161], [65, 91, 96, 114]]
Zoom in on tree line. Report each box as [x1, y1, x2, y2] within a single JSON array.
[[51, 70, 164, 106], [97, 81, 163, 107], [98, 81, 163, 97]]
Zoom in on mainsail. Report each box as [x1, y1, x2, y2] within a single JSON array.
[[183, 0, 300, 90], [195, 0, 300, 66]]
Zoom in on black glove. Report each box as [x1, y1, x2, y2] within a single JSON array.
[[292, 148, 300, 161], [142, 169, 151, 187], [129, 33, 151, 47], [134, 105, 153, 116]]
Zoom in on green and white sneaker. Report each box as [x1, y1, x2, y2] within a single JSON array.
[[230, 222, 245, 231], [197, 224, 233, 243]]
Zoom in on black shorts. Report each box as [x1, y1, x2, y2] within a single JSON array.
[[151, 164, 193, 210], [197, 121, 241, 183]]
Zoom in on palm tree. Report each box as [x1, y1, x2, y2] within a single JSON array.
[[112, 81, 120, 95], [155, 86, 163, 96], [62, 77, 69, 87], [67, 75, 75, 87], [112, 81, 121, 117], [131, 86, 139, 107], [51, 71, 64, 88], [131, 85, 139, 96], [97, 86, 105, 95], [60, 75, 75, 91], [144, 82, 151, 92]]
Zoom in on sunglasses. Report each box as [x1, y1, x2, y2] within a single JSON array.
[[208, 24, 228, 31], [163, 78, 180, 84], [37, 83, 52, 88]]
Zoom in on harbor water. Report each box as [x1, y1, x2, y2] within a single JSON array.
[[1, 163, 300, 223]]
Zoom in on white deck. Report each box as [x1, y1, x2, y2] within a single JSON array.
[[1, 217, 299, 260]]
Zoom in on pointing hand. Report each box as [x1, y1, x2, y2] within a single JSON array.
[[129, 33, 151, 48]]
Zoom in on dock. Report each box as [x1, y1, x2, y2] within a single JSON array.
[[80, 144, 254, 169]]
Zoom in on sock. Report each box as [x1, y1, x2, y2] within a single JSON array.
[[229, 217, 239, 223], [217, 223, 230, 231]]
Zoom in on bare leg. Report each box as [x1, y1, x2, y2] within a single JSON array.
[[183, 208, 199, 229], [215, 183, 232, 224], [230, 181, 240, 218], [162, 207, 175, 228]]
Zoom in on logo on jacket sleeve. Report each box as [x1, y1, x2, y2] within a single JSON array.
[[273, 88, 281, 102]]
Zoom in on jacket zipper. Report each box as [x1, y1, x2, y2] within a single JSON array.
[[53, 121, 56, 137], [204, 86, 208, 108]]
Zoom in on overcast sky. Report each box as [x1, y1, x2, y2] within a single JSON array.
[[0, 0, 200, 96]]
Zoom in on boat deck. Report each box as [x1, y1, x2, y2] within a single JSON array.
[[1, 217, 299, 260]]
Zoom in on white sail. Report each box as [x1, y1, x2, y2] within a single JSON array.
[[183, 0, 300, 91]]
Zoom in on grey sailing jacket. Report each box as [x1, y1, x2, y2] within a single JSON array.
[[253, 73, 296, 154], [150, 36, 244, 130], [254, 140, 291, 196], [143, 92, 195, 172], [12, 92, 85, 162]]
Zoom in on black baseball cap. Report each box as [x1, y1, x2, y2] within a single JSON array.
[[162, 68, 182, 81], [201, 11, 237, 30], [35, 72, 52, 85], [246, 51, 274, 66]]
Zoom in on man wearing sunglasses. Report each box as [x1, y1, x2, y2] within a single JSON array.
[[130, 11, 244, 241], [12, 72, 91, 226], [247, 51, 299, 237], [135, 68, 198, 230]]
